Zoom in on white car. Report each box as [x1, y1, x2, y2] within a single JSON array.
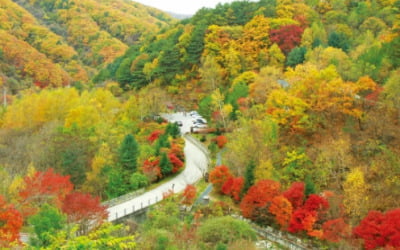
[[193, 118, 207, 124], [192, 122, 207, 128]]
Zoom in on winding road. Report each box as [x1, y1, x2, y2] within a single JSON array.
[[107, 113, 209, 222]]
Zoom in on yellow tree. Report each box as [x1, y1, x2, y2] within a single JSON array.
[[240, 15, 271, 70], [267, 64, 377, 132], [83, 143, 113, 198], [199, 55, 224, 91], [343, 168, 369, 223]]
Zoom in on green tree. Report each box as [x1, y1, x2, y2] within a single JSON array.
[[286, 46, 306, 67], [328, 31, 349, 52], [115, 58, 133, 89], [28, 204, 66, 248], [185, 24, 207, 68], [243, 160, 256, 194], [154, 134, 170, 156], [165, 122, 180, 139], [159, 152, 172, 177], [104, 167, 129, 199], [61, 149, 86, 187], [119, 134, 139, 172], [130, 172, 149, 191]]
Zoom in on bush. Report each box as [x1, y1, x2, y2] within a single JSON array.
[[197, 216, 256, 247]]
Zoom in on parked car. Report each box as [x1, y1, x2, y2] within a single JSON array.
[[175, 121, 183, 127], [194, 118, 207, 124], [189, 111, 200, 117], [192, 122, 207, 128]]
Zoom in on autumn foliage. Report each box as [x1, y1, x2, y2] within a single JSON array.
[[269, 25, 304, 54], [209, 165, 233, 193], [269, 196, 293, 229], [221, 176, 244, 202], [169, 153, 184, 173], [19, 168, 74, 216], [353, 209, 400, 249], [282, 182, 305, 210], [240, 180, 281, 219], [181, 185, 197, 205], [147, 130, 163, 143], [213, 135, 228, 149], [0, 196, 23, 247], [62, 192, 108, 235]]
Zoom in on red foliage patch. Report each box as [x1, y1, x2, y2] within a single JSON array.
[[181, 185, 197, 205], [142, 157, 161, 182], [147, 130, 163, 143], [213, 135, 228, 149], [62, 192, 108, 223], [209, 165, 233, 193], [19, 168, 74, 216], [354, 209, 400, 249], [0, 196, 23, 247], [221, 176, 244, 202], [240, 179, 281, 219], [322, 218, 351, 243], [169, 153, 184, 173], [283, 182, 305, 210], [269, 24, 304, 54]]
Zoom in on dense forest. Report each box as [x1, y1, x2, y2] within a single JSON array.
[[0, 0, 174, 91], [1, 0, 400, 249]]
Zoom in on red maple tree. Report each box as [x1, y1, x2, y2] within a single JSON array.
[[282, 182, 305, 209], [221, 176, 244, 202], [209, 165, 233, 193], [19, 168, 74, 216], [0, 196, 23, 247], [181, 185, 197, 205], [62, 192, 108, 235], [142, 157, 161, 182], [354, 208, 400, 249], [269, 195, 293, 229], [269, 24, 304, 54], [288, 208, 317, 233], [240, 179, 281, 219], [169, 153, 184, 173], [322, 218, 351, 243]]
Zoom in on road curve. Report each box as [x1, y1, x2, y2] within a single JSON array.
[[107, 135, 209, 222]]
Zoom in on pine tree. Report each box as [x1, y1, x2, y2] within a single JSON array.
[[243, 160, 256, 193], [159, 152, 172, 177], [166, 122, 180, 139], [119, 134, 139, 172]]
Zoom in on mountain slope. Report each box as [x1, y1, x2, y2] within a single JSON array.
[[0, 0, 175, 91]]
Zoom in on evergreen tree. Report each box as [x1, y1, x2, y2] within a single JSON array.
[[115, 58, 134, 89], [165, 122, 180, 139], [104, 167, 128, 199], [160, 152, 172, 177], [328, 31, 349, 52], [119, 134, 139, 172], [243, 160, 256, 193], [305, 175, 316, 197], [286, 47, 306, 67], [185, 24, 207, 68], [154, 134, 170, 156]]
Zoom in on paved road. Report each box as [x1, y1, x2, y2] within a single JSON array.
[[107, 113, 209, 222]]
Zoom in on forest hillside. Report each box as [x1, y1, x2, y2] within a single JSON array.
[[0, 0, 174, 91], [0, 0, 400, 249]]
